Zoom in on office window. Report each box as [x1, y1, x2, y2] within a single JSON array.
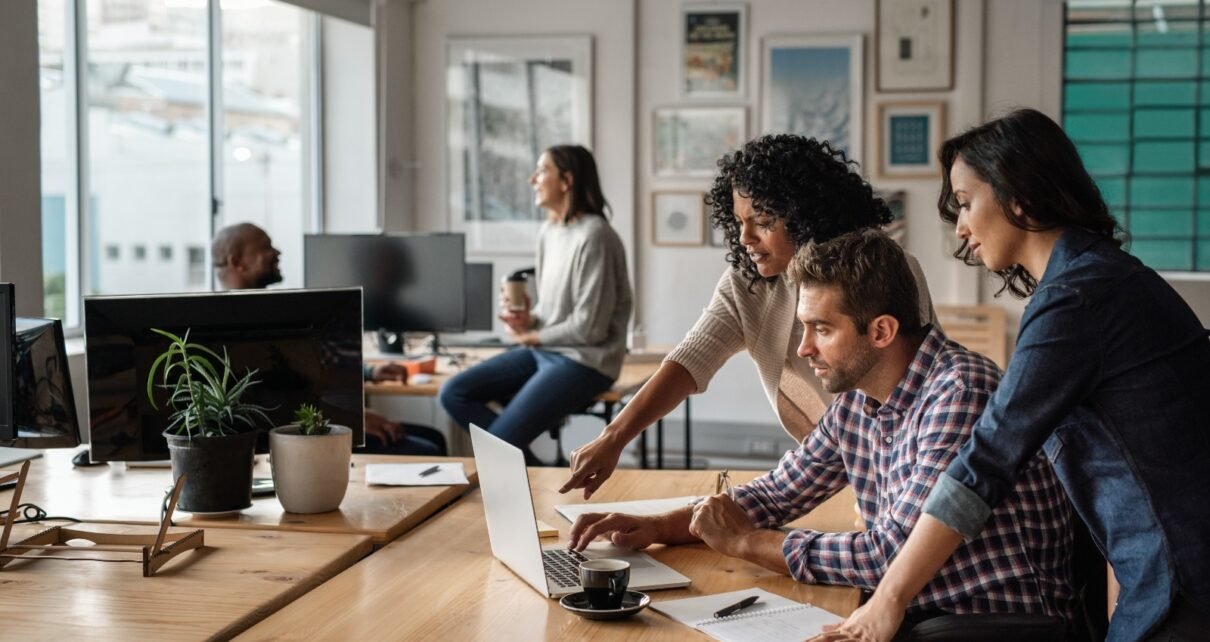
[[1065, 0, 1210, 271], [220, 1, 314, 289], [38, 0, 321, 328]]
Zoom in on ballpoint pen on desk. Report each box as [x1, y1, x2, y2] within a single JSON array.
[[715, 470, 733, 498], [418, 464, 442, 477], [713, 595, 760, 618]]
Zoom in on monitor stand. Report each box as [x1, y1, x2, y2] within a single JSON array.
[[376, 329, 405, 354]]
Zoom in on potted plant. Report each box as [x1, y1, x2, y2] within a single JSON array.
[[269, 404, 352, 514], [145, 328, 271, 514]]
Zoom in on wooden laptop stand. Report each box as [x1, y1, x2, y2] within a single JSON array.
[[0, 461, 204, 576]]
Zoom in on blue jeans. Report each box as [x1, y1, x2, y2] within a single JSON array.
[[439, 348, 613, 457]]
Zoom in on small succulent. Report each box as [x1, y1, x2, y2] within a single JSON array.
[[293, 403, 332, 436]]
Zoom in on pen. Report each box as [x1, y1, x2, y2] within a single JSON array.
[[713, 595, 759, 618], [418, 465, 441, 477]]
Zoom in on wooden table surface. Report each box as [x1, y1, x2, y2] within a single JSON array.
[[237, 468, 861, 641], [0, 523, 371, 641], [1, 451, 478, 546]]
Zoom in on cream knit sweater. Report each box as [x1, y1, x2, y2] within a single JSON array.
[[666, 255, 936, 443]]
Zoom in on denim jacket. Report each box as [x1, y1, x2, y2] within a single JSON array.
[[923, 227, 1210, 641]]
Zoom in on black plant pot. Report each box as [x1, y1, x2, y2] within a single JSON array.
[[165, 431, 257, 514]]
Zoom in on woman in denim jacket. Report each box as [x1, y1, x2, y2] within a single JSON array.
[[816, 109, 1210, 642]]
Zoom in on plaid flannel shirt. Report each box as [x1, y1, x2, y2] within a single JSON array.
[[733, 327, 1075, 617]]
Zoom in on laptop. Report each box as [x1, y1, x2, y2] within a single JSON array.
[[470, 424, 691, 598]]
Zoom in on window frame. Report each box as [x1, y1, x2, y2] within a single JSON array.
[[46, 0, 325, 335]]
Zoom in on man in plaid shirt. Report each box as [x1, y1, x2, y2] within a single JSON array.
[[570, 230, 1075, 632]]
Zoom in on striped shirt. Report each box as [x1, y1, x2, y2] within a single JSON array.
[[733, 327, 1075, 618]]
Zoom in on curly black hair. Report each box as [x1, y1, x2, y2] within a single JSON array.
[[706, 134, 891, 289]]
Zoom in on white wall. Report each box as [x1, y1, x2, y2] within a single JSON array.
[[0, 0, 46, 315], [322, 15, 379, 232]]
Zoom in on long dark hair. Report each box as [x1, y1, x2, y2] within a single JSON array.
[[545, 144, 611, 222], [938, 108, 1125, 297], [706, 134, 891, 289]]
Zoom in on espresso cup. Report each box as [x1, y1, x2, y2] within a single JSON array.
[[503, 277, 528, 312], [579, 558, 630, 610]]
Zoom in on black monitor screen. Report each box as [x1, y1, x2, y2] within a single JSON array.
[[1, 283, 16, 442], [465, 263, 493, 332], [9, 317, 81, 449], [304, 233, 466, 333], [84, 288, 364, 462]]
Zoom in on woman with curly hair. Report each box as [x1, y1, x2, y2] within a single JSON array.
[[560, 134, 936, 498]]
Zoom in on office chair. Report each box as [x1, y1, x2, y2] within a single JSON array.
[[908, 516, 1107, 641]]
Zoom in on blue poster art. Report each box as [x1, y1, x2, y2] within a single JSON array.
[[763, 36, 863, 163], [889, 114, 930, 165]]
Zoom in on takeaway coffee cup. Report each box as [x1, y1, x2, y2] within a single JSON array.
[[579, 558, 630, 610], [504, 275, 528, 312]]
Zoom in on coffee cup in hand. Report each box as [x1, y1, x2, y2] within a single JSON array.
[[579, 558, 630, 610], [504, 276, 528, 312]]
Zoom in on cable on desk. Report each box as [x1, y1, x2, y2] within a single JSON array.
[[0, 503, 81, 524]]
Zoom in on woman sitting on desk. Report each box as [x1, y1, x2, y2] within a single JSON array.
[[439, 145, 632, 465]]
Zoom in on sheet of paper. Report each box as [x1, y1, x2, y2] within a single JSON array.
[[364, 462, 468, 486], [651, 588, 801, 626], [554, 496, 700, 523]]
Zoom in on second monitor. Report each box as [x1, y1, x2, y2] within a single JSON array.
[[305, 233, 467, 336]]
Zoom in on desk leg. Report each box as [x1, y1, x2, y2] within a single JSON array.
[[656, 418, 664, 469], [684, 397, 692, 470]]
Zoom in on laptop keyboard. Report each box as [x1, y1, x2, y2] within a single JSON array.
[[542, 548, 589, 589]]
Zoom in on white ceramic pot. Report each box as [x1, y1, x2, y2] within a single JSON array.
[[269, 424, 352, 514]]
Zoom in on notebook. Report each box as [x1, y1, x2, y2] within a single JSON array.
[[652, 588, 843, 642]]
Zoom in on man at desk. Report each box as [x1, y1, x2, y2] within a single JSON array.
[[211, 222, 445, 456], [569, 230, 1076, 636]]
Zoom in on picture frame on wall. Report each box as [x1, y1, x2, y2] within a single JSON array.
[[877, 0, 954, 92], [761, 34, 864, 165], [681, 3, 746, 99], [877, 189, 908, 246], [652, 191, 705, 247], [653, 106, 746, 177], [878, 101, 945, 178], [446, 36, 593, 254]]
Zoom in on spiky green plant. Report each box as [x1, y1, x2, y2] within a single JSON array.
[[145, 328, 272, 439], [293, 403, 332, 436]]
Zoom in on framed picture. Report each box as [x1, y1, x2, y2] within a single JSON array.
[[446, 36, 593, 254], [681, 3, 746, 99], [878, 101, 945, 178], [877, 0, 954, 91], [709, 222, 728, 248], [761, 35, 864, 165], [652, 191, 705, 246], [653, 106, 746, 177], [877, 189, 908, 245]]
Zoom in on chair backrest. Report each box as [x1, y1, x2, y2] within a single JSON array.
[[935, 304, 1009, 369]]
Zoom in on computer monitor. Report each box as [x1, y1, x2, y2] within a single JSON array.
[[0, 283, 14, 442], [5, 317, 82, 449], [465, 263, 494, 332], [83, 288, 364, 462], [304, 233, 467, 336]]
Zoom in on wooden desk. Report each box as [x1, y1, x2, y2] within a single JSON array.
[[1, 451, 478, 546], [0, 523, 371, 641], [367, 349, 695, 469], [237, 468, 861, 641]]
